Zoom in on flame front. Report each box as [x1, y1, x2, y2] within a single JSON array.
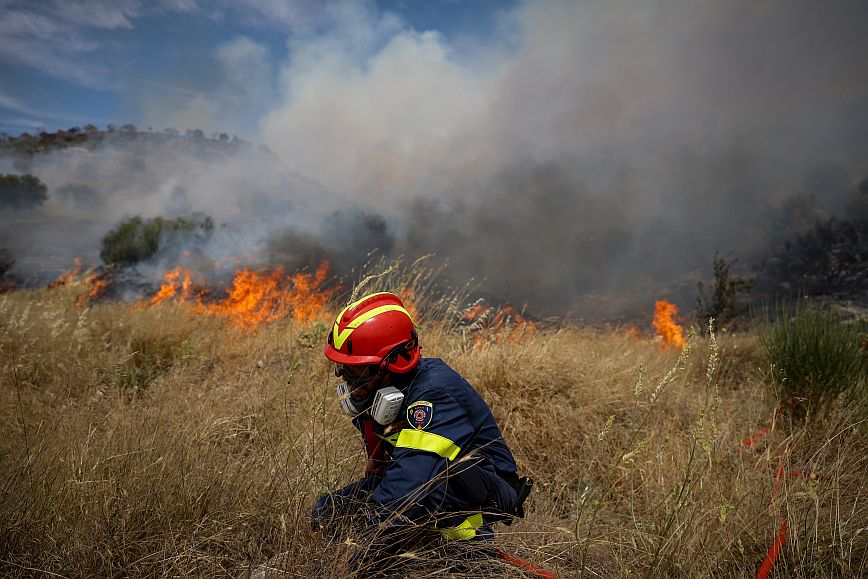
[[150, 267, 194, 305], [48, 258, 83, 288], [75, 273, 109, 308], [147, 262, 332, 329], [652, 299, 685, 348]]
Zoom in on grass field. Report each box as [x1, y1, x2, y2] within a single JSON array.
[[1, 271, 865, 578]]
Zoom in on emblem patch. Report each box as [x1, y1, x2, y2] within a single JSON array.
[[407, 400, 434, 430]]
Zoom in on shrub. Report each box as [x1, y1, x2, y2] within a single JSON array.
[[100, 214, 214, 267], [0, 173, 48, 209], [696, 253, 753, 330], [762, 302, 866, 411]]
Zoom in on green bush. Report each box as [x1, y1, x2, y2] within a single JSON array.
[[100, 214, 214, 267], [0, 173, 48, 209], [762, 302, 866, 411]]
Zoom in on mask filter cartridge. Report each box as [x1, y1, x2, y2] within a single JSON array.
[[370, 386, 404, 425]]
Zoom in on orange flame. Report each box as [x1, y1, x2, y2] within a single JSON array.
[[47, 258, 83, 288], [652, 299, 685, 348], [150, 267, 194, 306], [461, 302, 536, 346], [462, 303, 488, 321], [147, 262, 332, 330], [399, 288, 419, 322], [75, 273, 109, 309]]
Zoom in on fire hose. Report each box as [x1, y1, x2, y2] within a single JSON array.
[[741, 399, 817, 579]]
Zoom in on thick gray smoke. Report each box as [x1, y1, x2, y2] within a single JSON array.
[[256, 0, 868, 317], [3, 0, 868, 319]]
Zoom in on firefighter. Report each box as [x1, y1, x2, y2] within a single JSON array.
[[312, 291, 531, 564]]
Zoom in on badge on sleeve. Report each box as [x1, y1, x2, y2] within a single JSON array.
[[407, 400, 434, 430]]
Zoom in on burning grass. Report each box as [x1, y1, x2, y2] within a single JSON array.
[[146, 262, 333, 330], [652, 299, 685, 348], [0, 264, 865, 578]]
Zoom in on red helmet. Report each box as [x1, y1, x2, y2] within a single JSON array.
[[324, 292, 420, 373]]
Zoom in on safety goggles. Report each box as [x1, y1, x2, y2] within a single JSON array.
[[334, 364, 377, 388]]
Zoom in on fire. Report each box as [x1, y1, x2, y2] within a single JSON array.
[[399, 288, 419, 322], [147, 262, 332, 330], [463, 303, 488, 322], [47, 258, 83, 288], [75, 273, 109, 309], [461, 301, 536, 345], [284, 261, 332, 322], [652, 299, 685, 348], [496, 305, 537, 342], [150, 267, 194, 305]]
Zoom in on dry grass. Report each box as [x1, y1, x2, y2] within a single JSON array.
[[1, 271, 865, 578]]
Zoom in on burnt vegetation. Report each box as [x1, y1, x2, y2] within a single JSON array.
[[760, 217, 868, 301], [755, 178, 868, 303]]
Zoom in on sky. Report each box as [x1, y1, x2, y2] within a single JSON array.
[[2, 0, 868, 317], [0, 0, 515, 136]]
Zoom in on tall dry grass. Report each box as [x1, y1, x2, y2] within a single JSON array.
[[0, 267, 865, 577]]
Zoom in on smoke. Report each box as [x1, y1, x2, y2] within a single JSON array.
[[258, 0, 868, 316], [3, 0, 868, 318], [0, 133, 340, 283]]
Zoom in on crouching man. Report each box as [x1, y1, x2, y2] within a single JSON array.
[[312, 292, 531, 571]]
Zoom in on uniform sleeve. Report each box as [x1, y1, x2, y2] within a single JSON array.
[[368, 389, 474, 524]]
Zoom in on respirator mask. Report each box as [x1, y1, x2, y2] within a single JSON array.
[[334, 364, 404, 425], [336, 382, 404, 425]]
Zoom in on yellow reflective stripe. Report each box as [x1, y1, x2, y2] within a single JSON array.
[[331, 303, 352, 346], [395, 429, 461, 461], [333, 304, 411, 349], [331, 293, 394, 349], [437, 513, 484, 540], [377, 432, 400, 446]]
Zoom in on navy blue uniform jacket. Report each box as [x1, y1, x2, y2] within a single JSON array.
[[352, 358, 517, 521]]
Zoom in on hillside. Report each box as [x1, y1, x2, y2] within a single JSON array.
[[3, 128, 868, 322], [0, 125, 260, 161]]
